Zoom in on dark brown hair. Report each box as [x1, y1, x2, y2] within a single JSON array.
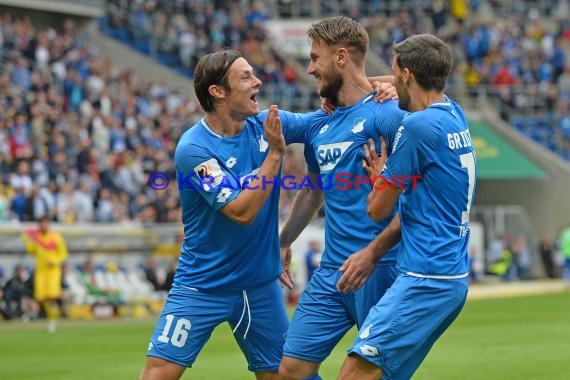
[[393, 34, 452, 92], [194, 50, 242, 112]]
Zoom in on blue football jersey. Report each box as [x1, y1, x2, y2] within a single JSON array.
[[383, 97, 477, 277], [174, 109, 326, 292], [305, 93, 405, 268]]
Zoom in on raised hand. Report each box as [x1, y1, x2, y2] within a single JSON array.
[[362, 137, 388, 180], [372, 81, 398, 102], [263, 105, 285, 156]]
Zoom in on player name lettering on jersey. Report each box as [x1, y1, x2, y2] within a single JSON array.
[[447, 130, 473, 150]]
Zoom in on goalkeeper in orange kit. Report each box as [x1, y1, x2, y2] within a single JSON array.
[[22, 216, 68, 332]]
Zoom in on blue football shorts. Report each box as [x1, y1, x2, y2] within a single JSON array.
[[146, 279, 289, 373], [348, 273, 469, 379], [283, 264, 398, 363]]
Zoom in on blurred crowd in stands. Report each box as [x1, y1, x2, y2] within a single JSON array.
[[357, 0, 570, 158], [0, 256, 174, 321], [0, 15, 201, 223], [0, 1, 569, 226], [102, 0, 312, 111], [103, 0, 570, 158]]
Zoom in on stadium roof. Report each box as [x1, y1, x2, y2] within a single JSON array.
[[470, 120, 545, 180]]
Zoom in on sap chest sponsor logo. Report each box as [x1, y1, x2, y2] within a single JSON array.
[[317, 142, 353, 171]]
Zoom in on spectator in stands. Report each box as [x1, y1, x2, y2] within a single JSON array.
[[0, 288, 12, 320], [0, 182, 11, 222], [304, 240, 322, 283], [21, 216, 68, 332], [2, 264, 40, 320], [511, 235, 533, 280], [559, 223, 570, 285], [538, 233, 556, 278], [79, 259, 122, 306], [487, 234, 513, 280], [143, 258, 163, 291]]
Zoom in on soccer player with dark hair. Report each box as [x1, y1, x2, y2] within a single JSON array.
[[140, 50, 328, 380], [337, 34, 477, 380]]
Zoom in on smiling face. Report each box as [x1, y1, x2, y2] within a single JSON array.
[[221, 57, 262, 118], [392, 56, 412, 111], [307, 41, 343, 101]]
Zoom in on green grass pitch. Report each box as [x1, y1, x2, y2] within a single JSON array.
[[0, 293, 568, 379]]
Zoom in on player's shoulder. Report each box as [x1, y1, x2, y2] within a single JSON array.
[[370, 98, 405, 115], [368, 99, 406, 127], [175, 121, 214, 158], [304, 110, 330, 137], [398, 111, 441, 143]]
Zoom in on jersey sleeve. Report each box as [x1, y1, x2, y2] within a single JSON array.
[[176, 143, 240, 210], [303, 127, 319, 174], [280, 109, 328, 144], [369, 100, 405, 153], [382, 114, 436, 189]]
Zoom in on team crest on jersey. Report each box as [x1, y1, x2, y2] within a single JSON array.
[[193, 158, 225, 190], [317, 142, 352, 171], [350, 118, 366, 133], [258, 135, 268, 152]]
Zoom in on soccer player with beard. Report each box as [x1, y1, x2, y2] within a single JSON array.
[[278, 17, 405, 380], [337, 34, 476, 380]]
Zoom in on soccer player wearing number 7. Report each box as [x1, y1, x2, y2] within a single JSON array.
[[336, 34, 477, 380]]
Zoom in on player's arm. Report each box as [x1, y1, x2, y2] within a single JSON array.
[[278, 109, 327, 144], [278, 171, 324, 289], [220, 105, 285, 225], [365, 136, 401, 221], [279, 171, 324, 249], [21, 231, 36, 255], [337, 213, 401, 293], [54, 233, 69, 264]]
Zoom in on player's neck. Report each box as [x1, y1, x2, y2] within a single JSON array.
[[410, 89, 446, 112], [336, 70, 372, 107], [204, 111, 244, 137]]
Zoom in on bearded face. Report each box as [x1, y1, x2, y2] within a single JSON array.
[[318, 66, 343, 102], [395, 71, 411, 111]]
